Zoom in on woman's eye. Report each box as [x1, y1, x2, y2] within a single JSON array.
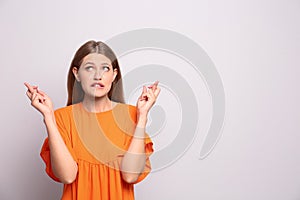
[[103, 66, 110, 72], [85, 66, 94, 71]]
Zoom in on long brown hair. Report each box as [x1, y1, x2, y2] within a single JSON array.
[[67, 40, 125, 106]]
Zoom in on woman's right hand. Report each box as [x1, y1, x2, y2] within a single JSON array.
[[24, 82, 54, 117]]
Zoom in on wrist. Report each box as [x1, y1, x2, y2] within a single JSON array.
[[43, 111, 55, 124], [136, 115, 147, 128]]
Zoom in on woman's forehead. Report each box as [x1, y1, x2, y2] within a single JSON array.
[[82, 53, 112, 65]]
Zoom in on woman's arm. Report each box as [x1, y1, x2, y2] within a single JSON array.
[[120, 116, 148, 183], [25, 83, 78, 184], [121, 81, 160, 183], [44, 112, 78, 184]]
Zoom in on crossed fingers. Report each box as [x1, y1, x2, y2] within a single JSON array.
[[24, 82, 45, 103]]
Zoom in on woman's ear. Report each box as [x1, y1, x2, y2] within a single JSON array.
[[113, 68, 118, 82], [72, 67, 80, 82]]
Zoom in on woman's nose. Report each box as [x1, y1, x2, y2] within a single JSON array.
[[94, 69, 103, 80]]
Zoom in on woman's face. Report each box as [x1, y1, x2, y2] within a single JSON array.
[[73, 53, 117, 99]]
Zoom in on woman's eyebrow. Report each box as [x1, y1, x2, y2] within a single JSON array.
[[101, 62, 111, 66], [83, 61, 111, 66], [83, 62, 95, 66]]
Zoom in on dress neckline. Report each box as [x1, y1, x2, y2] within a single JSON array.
[[78, 101, 120, 115]]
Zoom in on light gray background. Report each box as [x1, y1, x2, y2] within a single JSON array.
[[1, 0, 300, 199]]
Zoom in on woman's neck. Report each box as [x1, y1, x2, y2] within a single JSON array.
[[82, 95, 113, 113]]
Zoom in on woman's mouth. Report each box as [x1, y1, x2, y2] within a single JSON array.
[[91, 83, 105, 88]]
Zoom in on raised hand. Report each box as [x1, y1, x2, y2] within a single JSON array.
[[136, 81, 161, 119], [24, 82, 54, 116]]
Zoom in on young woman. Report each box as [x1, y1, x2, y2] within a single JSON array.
[[24, 40, 160, 200]]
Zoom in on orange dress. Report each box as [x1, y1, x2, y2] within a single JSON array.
[[40, 103, 153, 200]]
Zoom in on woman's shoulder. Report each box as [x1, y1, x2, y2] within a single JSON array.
[[115, 102, 136, 112], [54, 103, 79, 117], [55, 104, 73, 112], [114, 103, 137, 122]]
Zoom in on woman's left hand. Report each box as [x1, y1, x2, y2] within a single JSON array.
[[136, 81, 161, 119]]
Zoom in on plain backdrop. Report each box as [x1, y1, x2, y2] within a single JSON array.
[[0, 0, 300, 199]]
